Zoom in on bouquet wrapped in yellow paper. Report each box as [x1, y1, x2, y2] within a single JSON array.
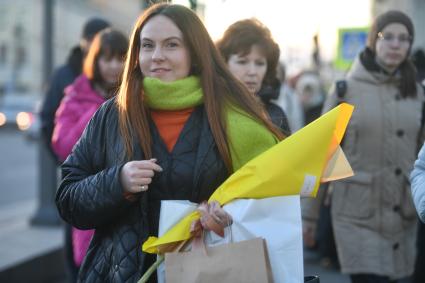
[[143, 102, 354, 254]]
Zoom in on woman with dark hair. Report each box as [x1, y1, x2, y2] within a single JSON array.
[[52, 28, 128, 161], [216, 19, 290, 135], [306, 10, 423, 283], [55, 3, 284, 282], [40, 18, 110, 163], [52, 28, 128, 282]]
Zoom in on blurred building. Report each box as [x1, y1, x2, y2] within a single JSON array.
[[0, 0, 142, 99]]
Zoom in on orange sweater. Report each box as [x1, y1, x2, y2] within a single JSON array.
[[150, 108, 194, 152], [124, 109, 194, 201]]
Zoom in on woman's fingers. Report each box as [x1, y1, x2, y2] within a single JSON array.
[[120, 159, 162, 193], [211, 201, 232, 226], [133, 159, 163, 172], [133, 177, 153, 185], [131, 170, 155, 178], [198, 201, 232, 230]]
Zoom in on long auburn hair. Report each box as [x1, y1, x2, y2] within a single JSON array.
[[116, 3, 284, 172]]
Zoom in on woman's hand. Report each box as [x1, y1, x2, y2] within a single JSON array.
[[195, 201, 232, 237], [120, 158, 163, 194], [199, 201, 232, 227]]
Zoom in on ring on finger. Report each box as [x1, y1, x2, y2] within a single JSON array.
[[140, 185, 148, 191]]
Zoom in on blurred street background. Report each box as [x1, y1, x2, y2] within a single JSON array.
[[1, 0, 424, 282]]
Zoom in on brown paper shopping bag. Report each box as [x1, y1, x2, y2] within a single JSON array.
[[165, 237, 273, 283]]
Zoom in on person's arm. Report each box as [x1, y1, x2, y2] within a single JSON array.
[[410, 142, 425, 222], [55, 101, 134, 230], [279, 106, 291, 136], [40, 67, 76, 160], [51, 96, 99, 162]]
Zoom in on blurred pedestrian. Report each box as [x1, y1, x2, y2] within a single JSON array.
[[292, 70, 326, 125], [273, 62, 304, 132], [308, 10, 423, 283], [52, 28, 128, 161], [55, 3, 284, 282], [40, 17, 110, 162], [52, 28, 127, 283], [216, 18, 291, 135], [39, 17, 110, 283], [298, 70, 337, 271]]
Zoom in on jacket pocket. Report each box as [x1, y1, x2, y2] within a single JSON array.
[[332, 172, 374, 219], [400, 176, 417, 220]]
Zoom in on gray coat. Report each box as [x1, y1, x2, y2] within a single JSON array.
[[324, 57, 423, 279]]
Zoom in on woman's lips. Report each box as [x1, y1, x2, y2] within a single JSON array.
[[387, 53, 402, 60], [151, 68, 170, 75], [244, 82, 258, 87]]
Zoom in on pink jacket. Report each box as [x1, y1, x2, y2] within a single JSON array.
[[52, 75, 106, 162], [52, 75, 105, 266]]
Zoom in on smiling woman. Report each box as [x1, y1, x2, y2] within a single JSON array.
[[55, 3, 284, 283], [139, 15, 191, 82]]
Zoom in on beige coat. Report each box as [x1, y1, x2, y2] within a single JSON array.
[[321, 57, 423, 279]]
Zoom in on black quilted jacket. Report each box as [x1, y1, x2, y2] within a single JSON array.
[[258, 83, 291, 135], [56, 99, 229, 282]]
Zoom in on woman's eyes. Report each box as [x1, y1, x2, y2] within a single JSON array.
[[141, 42, 153, 49], [236, 59, 266, 66], [166, 41, 179, 48], [141, 41, 179, 49]]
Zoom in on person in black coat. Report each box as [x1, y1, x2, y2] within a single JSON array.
[[55, 4, 284, 282], [216, 18, 291, 136], [40, 17, 110, 162]]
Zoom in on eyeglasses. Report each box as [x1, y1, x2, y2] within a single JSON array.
[[377, 32, 412, 45]]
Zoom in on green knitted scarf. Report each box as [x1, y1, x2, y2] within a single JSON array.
[[143, 76, 278, 171]]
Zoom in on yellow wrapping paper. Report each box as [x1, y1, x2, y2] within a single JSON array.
[[143, 103, 354, 254]]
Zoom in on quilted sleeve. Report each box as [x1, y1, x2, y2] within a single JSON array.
[[55, 100, 134, 229]]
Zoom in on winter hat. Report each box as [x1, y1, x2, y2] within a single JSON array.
[[367, 10, 414, 52], [81, 18, 111, 41]]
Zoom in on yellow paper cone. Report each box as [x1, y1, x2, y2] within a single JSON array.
[[142, 103, 354, 254]]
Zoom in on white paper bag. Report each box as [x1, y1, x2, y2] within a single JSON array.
[[157, 196, 303, 283], [157, 200, 197, 283], [224, 196, 304, 283]]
